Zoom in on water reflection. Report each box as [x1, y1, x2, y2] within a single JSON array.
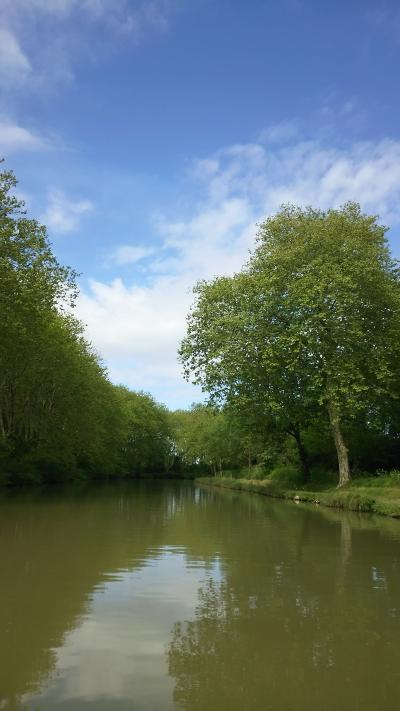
[[28, 554, 208, 709], [0, 482, 399, 710], [0, 483, 176, 708], [167, 491, 400, 711]]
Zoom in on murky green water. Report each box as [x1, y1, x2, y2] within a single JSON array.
[[1, 481, 400, 710]]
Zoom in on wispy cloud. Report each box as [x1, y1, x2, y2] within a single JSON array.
[[0, 118, 52, 153], [82, 0, 173, 36], [1, 0, 176, 29], [259, 120, 298, 145], [112, 245, 155, 265], [0, 0, 180, 92], [366, 4, 400, 39], [77, 134, 400, 405], [41, 188, 94, 234], [0, 28, 31, 83]]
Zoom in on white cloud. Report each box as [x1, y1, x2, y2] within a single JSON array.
[[0, 0, 179, 91], [0, 28, 31, 81], [77, 135, 400, 407], [80, 276, 188, 364], [41, 188, 94, 234], [0, 119, 49, 153], [78, 273, 200, 407], [25, 556, 206, 708], [262, 139, 400, 224], [113, 245, 155, 265]]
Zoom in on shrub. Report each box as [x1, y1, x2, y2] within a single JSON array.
[[269, 464, 303, 488]]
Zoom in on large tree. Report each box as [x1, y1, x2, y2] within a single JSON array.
[[180, 203, 400, 485]]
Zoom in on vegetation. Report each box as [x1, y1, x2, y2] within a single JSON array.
[[180, 203, 400, 488], [197, 475, 400, 518], [2, 162, 400, 499], [0, 164, 173, 485], [169, 404, 265, 476]]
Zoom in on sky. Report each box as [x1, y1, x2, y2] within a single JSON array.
[[1, 0, 400, 409]]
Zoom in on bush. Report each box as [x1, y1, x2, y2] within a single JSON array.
[[351, 470, 400, 488], [269, 464, 303, 488], [237, 464, 268, 480], [376, 469, 400, 485]]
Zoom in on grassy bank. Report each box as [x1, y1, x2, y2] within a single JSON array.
[[196, 474, 400, 518]]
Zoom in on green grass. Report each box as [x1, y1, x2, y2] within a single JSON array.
[[196, 472, 400, 518]]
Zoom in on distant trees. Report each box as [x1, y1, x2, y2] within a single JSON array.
[[180, 204, 400, 485], [0, 163, 173, 484], [116, 387, 173, 475], [169, 404, 269, 476], [170, 405, 238, 475]]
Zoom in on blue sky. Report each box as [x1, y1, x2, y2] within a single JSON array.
[[1, 0, 400, 408]]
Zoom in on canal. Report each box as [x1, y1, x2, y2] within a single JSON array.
[[1, 481, 399, 710]]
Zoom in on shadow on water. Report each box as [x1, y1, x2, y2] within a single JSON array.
[[0, 481, 399, 710]]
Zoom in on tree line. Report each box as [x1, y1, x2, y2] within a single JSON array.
[[2, 162, 400, 487], [0, 164, 174, 485]]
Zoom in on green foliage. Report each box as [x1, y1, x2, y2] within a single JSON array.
[[115, 387, 173, 475], [170, 405, 238, 474], [3, 164, 400, 489], [238, 464, 267, 480], [350, 470, 400, 487], [269, 464, 303, 488], [180, 203, 400, 485], [169, 403, 274, 475], [0, 164, 173, 484], [198, 476, 400, 518]]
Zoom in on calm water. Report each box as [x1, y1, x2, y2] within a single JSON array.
[[1, 481, 400, 710]]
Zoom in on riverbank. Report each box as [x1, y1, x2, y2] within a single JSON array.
[[196, 476, 400, 518]]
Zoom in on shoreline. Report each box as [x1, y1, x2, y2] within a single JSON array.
[[196, 476, 400, 519]]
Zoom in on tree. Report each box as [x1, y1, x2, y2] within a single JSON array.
[[170, 404, 250, 475], [0, 164, 78, 455], [0, 162, 173, 484], [180, 203, 400, 485], [115, 387, 173, 475]]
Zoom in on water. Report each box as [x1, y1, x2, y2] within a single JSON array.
[[0, 480, 400, 710]]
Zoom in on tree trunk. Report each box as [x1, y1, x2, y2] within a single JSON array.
[[327, 401, 351, 486], [288, 424, 310, 481]]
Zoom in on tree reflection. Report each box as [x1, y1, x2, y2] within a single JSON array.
[[167, 496, 400, 711], [1, 482, 400, 711], [0, 482, 170, 708]]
